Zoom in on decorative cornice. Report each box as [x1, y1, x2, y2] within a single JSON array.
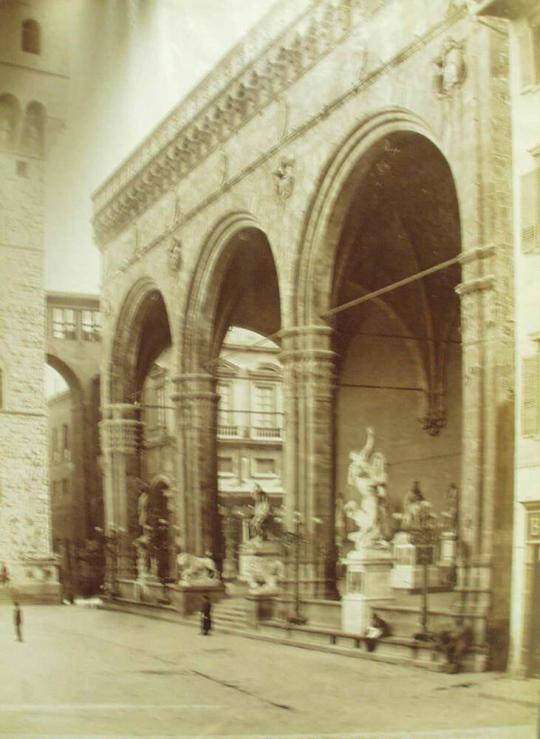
[[93, 1, 468, 253], [92, 0, 352, 246]]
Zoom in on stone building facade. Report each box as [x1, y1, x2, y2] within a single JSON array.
[[477, 0, 540, 679], [0, 0, 70, 600], [94, 0, 515, 669]]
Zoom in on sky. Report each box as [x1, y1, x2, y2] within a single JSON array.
[[44, 0, 278, 394], [44, 0, 278, 295]]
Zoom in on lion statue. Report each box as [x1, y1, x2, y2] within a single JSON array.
[[247, 558, 284, 594], [177, 552, 219, 585]]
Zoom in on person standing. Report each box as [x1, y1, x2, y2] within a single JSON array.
[[13, 601, 23, 642], [200, 595, 212, 636]]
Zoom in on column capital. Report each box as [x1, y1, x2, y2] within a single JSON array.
[[101, 403, 139, 421], [171, 372, 218, 404], [99, 417, 140, 455], [280, 324, 333, 349]]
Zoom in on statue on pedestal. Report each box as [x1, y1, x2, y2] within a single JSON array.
[[248, 482, 272, 542], [137, 482, 150, 531], [344, 427, 390, 549], [401, 481, 425, 531], [442, 482, 459, 533], [177, 552, 219, 585]]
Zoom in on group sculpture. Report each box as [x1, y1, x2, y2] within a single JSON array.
[[342, 428, 458, 550], [344, 427, 392, 549]]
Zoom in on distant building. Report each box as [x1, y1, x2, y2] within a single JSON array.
[[46, 292, 104, 596], [139, 327, 284, 575]]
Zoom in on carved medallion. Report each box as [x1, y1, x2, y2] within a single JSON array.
[[433, 38, 466, 97], [168, 237, 183, 272]]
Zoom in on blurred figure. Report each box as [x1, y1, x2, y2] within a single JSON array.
[[365, 612, 390, 652], [13, 601, 23, 642], [200, 595, 212, 636]]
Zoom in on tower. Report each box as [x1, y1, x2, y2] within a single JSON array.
[[0, 0, 70, 600]]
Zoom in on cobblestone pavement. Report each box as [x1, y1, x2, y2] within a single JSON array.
[[0, 605, 537, 738]]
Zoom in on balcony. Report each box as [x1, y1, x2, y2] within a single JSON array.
[[252, 426, 281, 440], [218, 424, 240, 439]]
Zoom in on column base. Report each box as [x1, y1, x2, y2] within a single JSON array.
[[1, 556, 61, 604]]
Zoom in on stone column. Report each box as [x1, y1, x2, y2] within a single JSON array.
[[99, 403, 141, 581], [172, 373, 223, 568], [280, 325, 338, 599], [456, 244, 513, 665]]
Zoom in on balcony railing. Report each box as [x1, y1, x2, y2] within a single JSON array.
[[218, 424, 240, 439], [217, 424, 282, 441], [252, 426, 282, 440]]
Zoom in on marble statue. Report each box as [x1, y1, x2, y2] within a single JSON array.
[[248, 482, 272, 541], [247, 557, 284, 594], [345, 427, 389, 548], [442, 482, 459, 533], [177, 552, 219, 585], [401, 481, 425, 531], [137, 483, 149, 530]]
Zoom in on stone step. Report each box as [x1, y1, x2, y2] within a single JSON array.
[[373, 603, 477, 638], [99, 598, 484, 672]]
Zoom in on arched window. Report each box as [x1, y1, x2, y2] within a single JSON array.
[[22, 19, 41, 55], [22, 101, 45, 157], [0, 94, 20, 150]]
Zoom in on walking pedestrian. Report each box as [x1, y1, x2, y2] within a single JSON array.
[[200, 595, 212, 635], [13, 601, 23, 642], [0, 562, 9, 587]]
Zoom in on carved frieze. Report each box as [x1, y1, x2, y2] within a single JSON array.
[[93, 0, 352, 245]]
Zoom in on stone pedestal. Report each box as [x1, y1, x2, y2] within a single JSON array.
[[245, 592, 276, 628], [341, 546, 393, 635], [170, 581, 225, 616], [439, 531, 457, 566], [391, 531, 440, 592], [2, 557, 61, 604], [239, 540, 282, 582]]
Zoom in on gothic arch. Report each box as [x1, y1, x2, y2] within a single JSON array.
[[181, 211, 283, 374], [294, 107, 461, 326], [108, 277, 173, 404], [21, 100, 46, 158]]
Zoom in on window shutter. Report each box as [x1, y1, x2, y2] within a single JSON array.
[[521, 168, 540, 254], [532, 25, 540, 86], [522, 355, 540, 437], [516, 23, 533, 89]]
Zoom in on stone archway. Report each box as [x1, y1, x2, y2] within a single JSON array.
[[176, 212, 283, 567], [293, 108, 513, 667], [101, 278, 173, 579]]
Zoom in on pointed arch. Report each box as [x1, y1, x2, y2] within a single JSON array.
[[108, 277, 173, 404], [181, 211, 283, 374], [294, 107, 461, 326]]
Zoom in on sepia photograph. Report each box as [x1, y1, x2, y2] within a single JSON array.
[[0, 0, 539, 736]]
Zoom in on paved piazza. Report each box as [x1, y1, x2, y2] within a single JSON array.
[[0, 606, 536, 738]]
